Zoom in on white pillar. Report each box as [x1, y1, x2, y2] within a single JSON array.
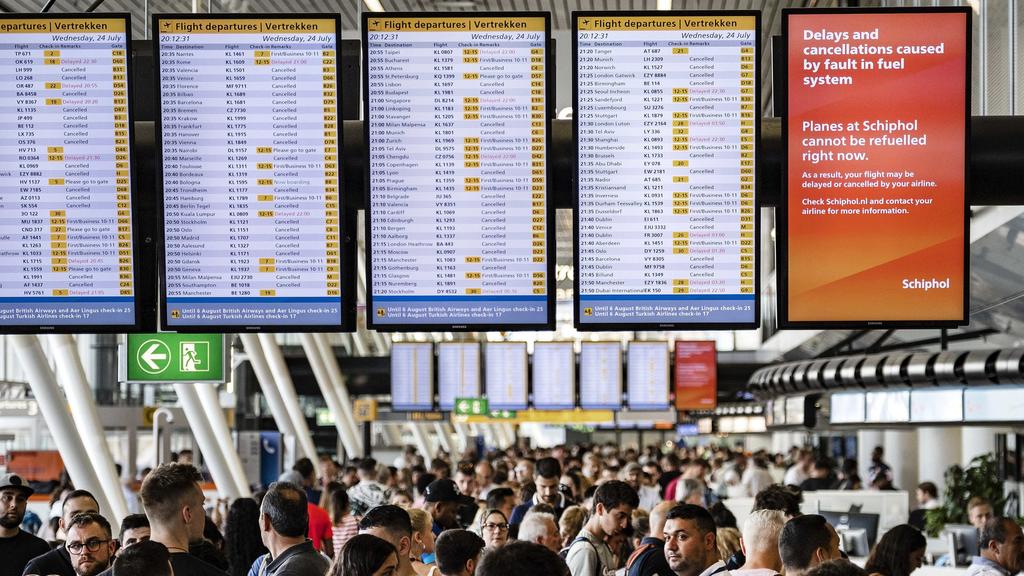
[[312, 333, 363, 456], [256, 334, 318, 461], [453, 422, 470, 454], [434, 422, 452, 454], [195, 383, 252, 497], [12, 335, 115, 520], [239, 333, 298, 466], [858, 429, 885, 484], [300, 334, 358, 458], [174, 384, 241, 499], [962, 427, 1001, 466], [918, 427, 961, 496], [884, 429, 918, 493], [408, 423, 433, 459], [46, 334, 129, 523]]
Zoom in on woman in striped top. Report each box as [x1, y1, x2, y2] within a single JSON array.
[[330, 485, 360, 558]]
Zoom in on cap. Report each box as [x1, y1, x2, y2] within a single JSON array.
[[0, 473, 34, 497], [424, 478, 475, 506]]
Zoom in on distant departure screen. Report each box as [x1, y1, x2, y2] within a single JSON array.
[[364, 14, 552, 330], [157, 16, 344, 329], [628, 341, 669, 410], [784, 8, 969, 325], [391, 342, 434, 411], [0, 16, 136, 330], [579, 342, 622, 409], [485, 342, 527, 410], [532, 342, 575, 410], [574, 12, 758, 329], [438, 342, 480, 410]]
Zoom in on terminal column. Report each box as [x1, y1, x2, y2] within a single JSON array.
[[962, 427, 1003, 466], [918, 427, 961, 491], [884, 430, 918, 493]]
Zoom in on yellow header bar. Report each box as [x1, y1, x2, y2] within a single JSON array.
[[0, 18, 126, 33], [578, 15, 756, 31], [366, 16, 545, 33], [159, 19, 335, 34], [454, 409, 615, 424]]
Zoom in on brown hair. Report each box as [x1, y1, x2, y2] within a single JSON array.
[[140, 463, 203, 524]]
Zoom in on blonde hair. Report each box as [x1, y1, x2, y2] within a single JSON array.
[[408, 508, 433, 534], [559, 505, 588, 541], [717, 527, 742, 561]]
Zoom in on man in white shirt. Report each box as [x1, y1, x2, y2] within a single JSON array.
[[783, 452, 812, 487], [732, 510, 785, 576], [663, 503, 730, 576], [741, 458, 775, 499]]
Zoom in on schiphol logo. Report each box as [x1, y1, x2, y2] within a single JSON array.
[[136, 339, 171, 374], [901, 277, 951, 291]]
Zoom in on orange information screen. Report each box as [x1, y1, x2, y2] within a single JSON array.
[[784, 9, 969, 326]]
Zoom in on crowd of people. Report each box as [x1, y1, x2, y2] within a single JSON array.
[[0, 443, 1008, 576]]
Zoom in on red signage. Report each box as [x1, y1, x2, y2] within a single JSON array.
[[674, 341, 717, 410]]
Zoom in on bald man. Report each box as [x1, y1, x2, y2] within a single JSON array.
[[627, 501, 677, 576]]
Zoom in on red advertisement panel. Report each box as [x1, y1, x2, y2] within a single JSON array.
[[784, 9, 969, 325], [674, 341, 717, 410]]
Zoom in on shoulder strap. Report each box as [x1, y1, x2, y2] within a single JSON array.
[[625, 543, 655, 574]]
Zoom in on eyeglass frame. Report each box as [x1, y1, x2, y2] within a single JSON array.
[[66, 539, 112, 555]]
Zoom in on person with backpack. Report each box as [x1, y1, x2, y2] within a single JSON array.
[[626, 502, 676, 576], [565, 481, 638, 576]]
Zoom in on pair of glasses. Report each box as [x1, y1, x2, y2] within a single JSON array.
[[482, 523, 509, 532], [67, 539, 110, 554]]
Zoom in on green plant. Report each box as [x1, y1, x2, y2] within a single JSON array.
[[924, 453, 1006, 537]]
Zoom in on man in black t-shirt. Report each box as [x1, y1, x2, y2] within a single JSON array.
[[0, 473, 50, 576]]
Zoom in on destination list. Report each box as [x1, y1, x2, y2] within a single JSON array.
[[576, 15, 757, 326], [0, 18, 135, 326], [159, 18, 342, 326], [366, 16, 549, 327]]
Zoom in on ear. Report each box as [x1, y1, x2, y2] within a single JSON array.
[[705, 531, 717, 552], [182, 503, 193, 525], [595, 502, 606, 516], [466, 558, 476, 575], [400, 535, 412, 556], [739, 537, 747, 556]]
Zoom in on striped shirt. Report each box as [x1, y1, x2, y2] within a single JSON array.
[[332, 514, 360, 557]]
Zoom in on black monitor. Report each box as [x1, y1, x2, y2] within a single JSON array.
[[819, 510, 881, 555], [943, 523, 980, 566]]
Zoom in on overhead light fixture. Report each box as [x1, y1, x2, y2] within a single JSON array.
[[657, 0, 672, 10], [364, 0, 385, 12]]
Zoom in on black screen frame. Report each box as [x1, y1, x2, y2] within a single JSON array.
[[152, 12, 355, 333], [571, 10, 762, 331], [362, 11, 557, 332], [777, 6, 971, 329]]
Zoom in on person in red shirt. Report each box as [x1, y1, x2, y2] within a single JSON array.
[[308, 501, 334, 556]]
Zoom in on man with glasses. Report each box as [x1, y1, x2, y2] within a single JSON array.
[[24, 489, 101, 576], [0, 473, 50, 576], [64, 512, 117, 576]]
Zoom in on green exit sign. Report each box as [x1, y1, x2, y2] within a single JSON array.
[[454, 397, 488, 416], [123, 333, 226, 383]]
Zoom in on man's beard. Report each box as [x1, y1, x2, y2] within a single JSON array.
[[0, 514, 22, 529], [76, 558, 111, 576]]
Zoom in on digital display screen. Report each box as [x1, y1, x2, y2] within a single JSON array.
[[628, 341, 669, 410], [437, 342, 480, 411], [674, 340, 717, 409], [785, 396, 805, 425], [677, 423, 699, 436], [0, 15, 138, 331], [579, 342, 622, 409], [532, 342, 575, 410], [390, 343, 434, 411], [830, 392, 866, 424], [574, 12, 759, 329], [484, 342, 528, 410], [865, 390, 910, 423], [964, 387, 1024, 422], [364, 14, 553, 330], [773, 399, 787, 425], [156, 16, 346, 330], [910, 388, 963, 422], [783, 8, 969, 326]]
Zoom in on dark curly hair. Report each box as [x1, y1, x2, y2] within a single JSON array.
[[224, 497, 268, 576]]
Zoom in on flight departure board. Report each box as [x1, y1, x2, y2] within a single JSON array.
[[579, 342, 622, 409], [628, 341, 670, 410], [0, 15, 139, 332], [155, 15, 349, 331], [484, 342, 528, 410], [574, 12, 759, 330], [532, 342, 575, 410], [438, 342, 480, 410], [391, 342, 434, 411], [364, 13, 554, 331]]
